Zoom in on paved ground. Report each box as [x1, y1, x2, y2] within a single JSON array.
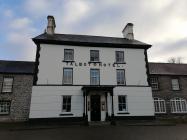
[[1, 124, 187, 140]]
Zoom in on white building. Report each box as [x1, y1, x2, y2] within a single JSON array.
[[29, 16, 154, 122]]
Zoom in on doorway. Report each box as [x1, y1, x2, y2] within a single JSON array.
[[91, 95, 101, 121]]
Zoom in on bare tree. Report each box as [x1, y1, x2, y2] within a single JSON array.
[[168, 57, 183, 64]]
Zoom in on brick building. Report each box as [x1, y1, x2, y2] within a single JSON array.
[[149, 63, 187, 118], [0, 60, 34, 122]]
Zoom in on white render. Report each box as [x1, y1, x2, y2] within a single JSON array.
[[37, 44, 148, 86], [30, 86, 154, 119], [29, 42, 154, 121]]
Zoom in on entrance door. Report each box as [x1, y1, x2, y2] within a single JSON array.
[[91, 95, 101, 121]]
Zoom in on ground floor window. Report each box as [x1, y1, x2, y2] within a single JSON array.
[[0, 101, 11, 115], [154, 98, 166, 113], [62, 96, 71, 112], [118, 95, 127, 112], [170, 97, 187, 113]]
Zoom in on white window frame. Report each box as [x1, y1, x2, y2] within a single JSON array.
[[116, 69, 125, 85], [154, 97, 166, 113], [63, 68, 73, 85], [61, 96, 71, 113], [2, 77, 13, 93], [64, 49, 74, 61], [171, 78, 180, 91], [0, 101, 11, 115], [90, 69, 100, 85], [150, 77, 159, 90], [90, 50, 99, 62], [116, 51, 124, 63], [170, 97, 187, 113], [118, 95, 128, 112]]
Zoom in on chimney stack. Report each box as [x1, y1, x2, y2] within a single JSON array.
[[46, 15, 56, 35], [122, 23, 134, 40]]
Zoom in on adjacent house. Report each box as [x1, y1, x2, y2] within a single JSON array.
[[29, 16, 154, 122], [149, 63, 187, 118], [0, 60, 34, 122]]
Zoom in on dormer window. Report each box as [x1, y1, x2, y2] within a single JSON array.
[[90, 50, 99, 62], [64, 49, 74, 61], [116, 51, 124, 63]]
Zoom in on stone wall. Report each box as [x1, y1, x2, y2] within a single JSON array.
[[152, 75, 187, 118], [0, 74, 33, 122]]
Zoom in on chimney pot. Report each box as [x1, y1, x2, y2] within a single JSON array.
[[122, 23, 134, 40], [46, 15, 56, 35]]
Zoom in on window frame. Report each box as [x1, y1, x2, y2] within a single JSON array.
[[90, 69, 100, 85], [118, 95, 128, 112], [171, 78, 180, 91], [90, 50, 100, 62], [63, 68, 73, 85], [1, 77, 14, 93], [150, 77, 159, 90], [154, 97, 166, 114], [116, 69, 126, 85], [0, 100, 11, 115], [61, 96, 72, 113], [170, 97, 187, 113], [115, 51, 124, 63], [64, 49, 74, 61]]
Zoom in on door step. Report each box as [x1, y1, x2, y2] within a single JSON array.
[[89, 121, 111, 126]]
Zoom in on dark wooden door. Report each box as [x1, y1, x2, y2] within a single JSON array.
[[91, 95, 101, 121]]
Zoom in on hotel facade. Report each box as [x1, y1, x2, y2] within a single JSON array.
[[29, 16, 154, 122]]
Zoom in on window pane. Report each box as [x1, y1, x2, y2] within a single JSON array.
[[116, 51, 124, 62], [0, 101, 10, 114], [90, 50, 99, 62], [171, 79, 180, 90], [150, 77, 159, 90], [62, 96, 71, 112], [90, 69, 100, 85], [117, 70, 125, 85], [2, 78, 13, 92], [118, 96, 127, 112], [154, 98, 166, 113], [63, 69, 73, 84], [64, 49, 74, 61], [170, 98, 187, 113]]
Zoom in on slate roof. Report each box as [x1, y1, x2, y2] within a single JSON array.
[[0, 60, 35, 74], [32, 33, 151, 48], [149, 63, 187, 76]]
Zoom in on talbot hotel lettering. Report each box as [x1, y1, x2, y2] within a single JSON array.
[[64, 61, 125, 67]]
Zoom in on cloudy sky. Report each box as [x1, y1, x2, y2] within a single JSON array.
[[0, 0, 187, 62]]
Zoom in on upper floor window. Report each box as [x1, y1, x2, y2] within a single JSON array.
[[170, 97, 187, 113], [63, 68, 73, 85], [116, 69, 125, 85], [116, 51, 124, 63], [150, 77, 159, 90], [118, 95, 127, 112], [90, 50, 99, 62], [90, 69, 100, 85], [154, 97, 166, 113], [64, 49, 74, 61], [0, 101, 11, 115], [62, 96, 71, 112], [2, 77, 13, 93], [171, 78, 180, 90]]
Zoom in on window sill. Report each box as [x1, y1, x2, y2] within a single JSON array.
[[62, 60, 75, 63], [117, 112, 129, 114], [0, 113, 9, 116], [1, 92, 12, 94], [155, 112, 166, 114], [88, 61, 101, 64], [114, 62, 126, 64], [63, 84, 73, 85], [59, 113, 73, 116]]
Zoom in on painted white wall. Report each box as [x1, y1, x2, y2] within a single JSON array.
[[30, 86, 154, 119], [113, 86, 154, 116], [37, 44, 148, 86], [29, 86, 83, 118]]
